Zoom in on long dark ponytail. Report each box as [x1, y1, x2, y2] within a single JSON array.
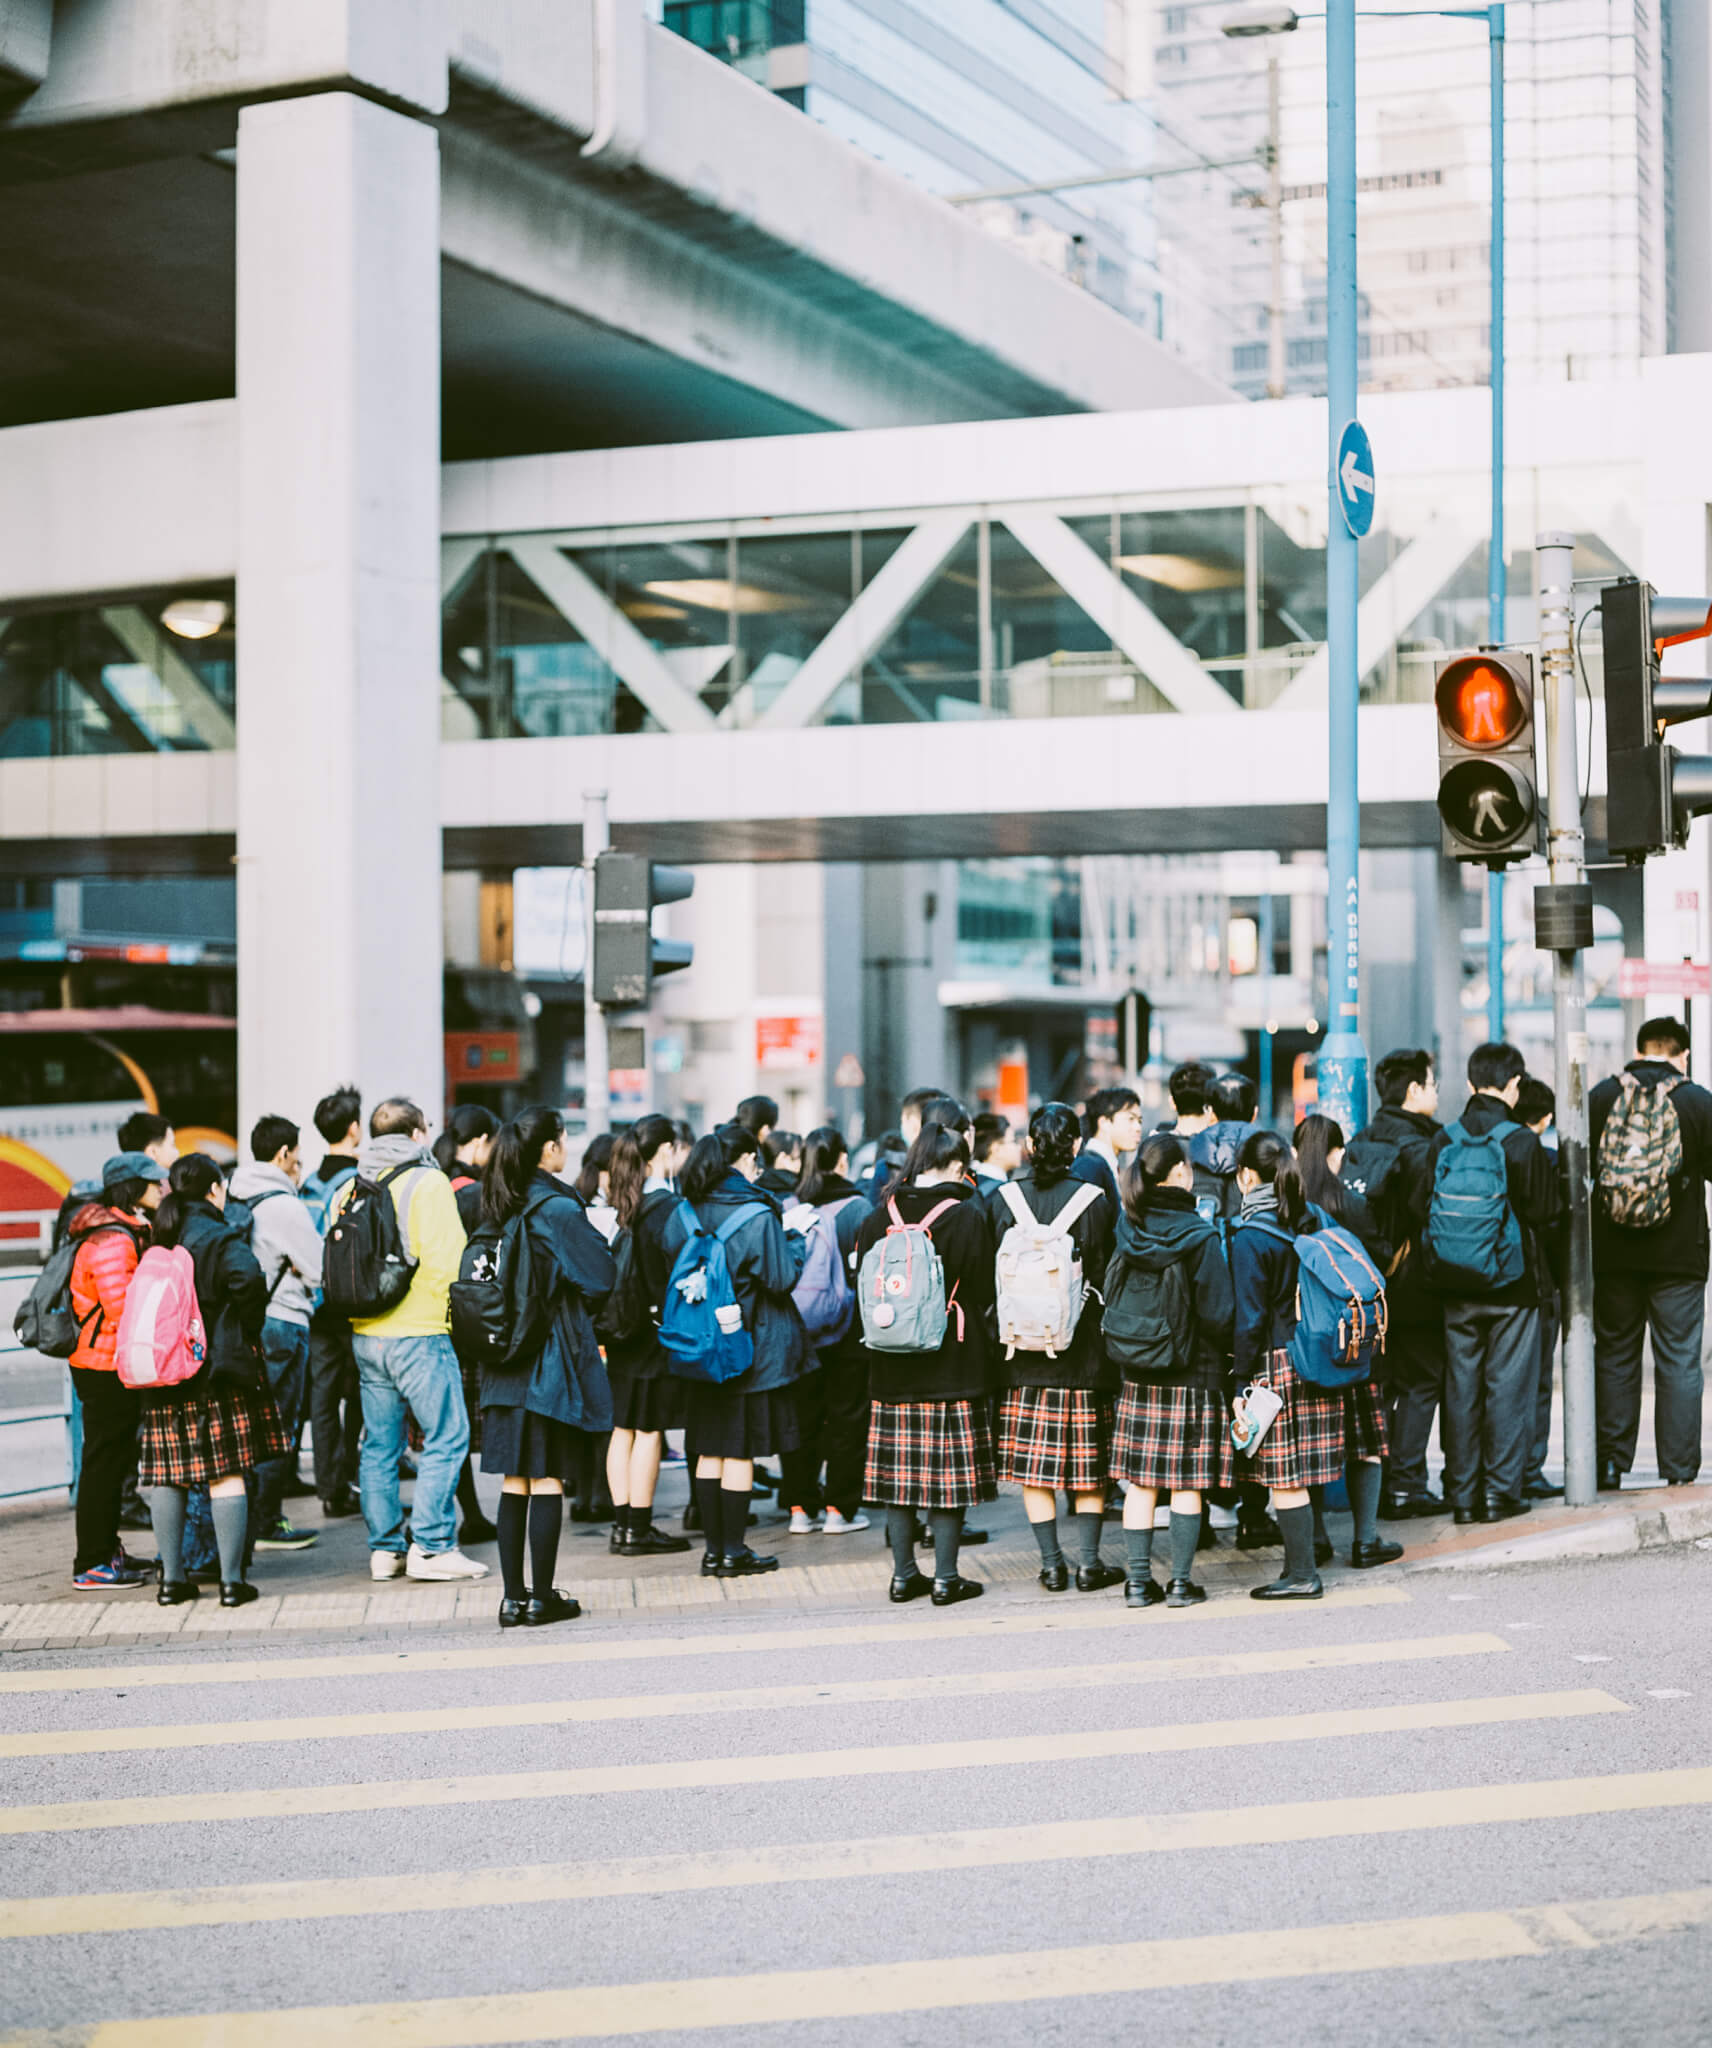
[[609, 1114, 676, 1229], [432, 1103, 499, 1177], [681, 1123, 757, 1204], [1291, 1114, 1348, 1222], [1119, 1133, 1186, 1228], [1237, 1128, 1308, 1232], [481, 1106, 565, 1227], [152, 1152, 224, 1248], [797, 1124, 849, 1206]]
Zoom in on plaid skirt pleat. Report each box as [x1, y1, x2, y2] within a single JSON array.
[[1110, 1380, 1233, 1493], [138, 1381, 292, 1490], [865, 1398, 998, 1511], [997, 1386, 1110, 1492], [1238, 1348, 1389, 1490]]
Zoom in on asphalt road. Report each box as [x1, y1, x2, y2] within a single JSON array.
[[1, 1546, 1710, 2045]]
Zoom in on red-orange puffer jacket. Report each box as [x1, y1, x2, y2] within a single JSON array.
[[67, 1204, 147, 1372]]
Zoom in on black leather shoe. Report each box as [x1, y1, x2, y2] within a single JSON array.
[[889, 1571, 932, 1603], [1076, 1562, 1125, 1593], [1349, 1538, 1405, 1569], [498, 1597, 528, 1628], [931, 1574, 984, 1606], [699, 1549, 723, 1576], [1403, 1493, 1447, 1518], [959, 1525, 990, 1545], [1523, 1477, 1565, 1500], [624, 1523, 693, 1556], [1453, 1506, 1479, 1525], [1236, 1516, 1281, 1549], [523, 1591, 581, 1627], [320, 1490, 360, 1519], [608, 1524, 627, 1555], [1314, 1534, 1334, 1566], [1125, 1577, 1165, 1608], [460, 1515, 497, 1547], [1038, 1561, 1069, 1592], [1378, 1492, 1412, 1521], [1478, 1494, 1530, 1523], [716, 1547, 780, 1577], [219, 1581, 259, 1608], [1250, 1574, 1323, 1600], [156, 1563, 198, 1607], [1165, 1577, 1207, 1607], [1598, 1461, 1623, 1492]]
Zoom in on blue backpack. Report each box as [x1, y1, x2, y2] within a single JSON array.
[[301, 1163, 359, 1236], [659, 1200, 768, 1383], [1423, 1120, 1524, 1292], [1290, 1216, 1388, 1387]]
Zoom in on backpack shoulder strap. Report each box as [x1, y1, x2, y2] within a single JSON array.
[[918, 1199, 960, 1232], [886, 1197, 906, 1229], [1056, 1182, 1101, 1233], [714, 1204, 769, 1244], [997, 1182, 1032, 1231]]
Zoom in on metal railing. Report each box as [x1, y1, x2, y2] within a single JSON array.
[[0, 1238, 76, 1502]]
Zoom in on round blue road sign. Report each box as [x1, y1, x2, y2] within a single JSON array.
[[1336, 419, 1376, 538]]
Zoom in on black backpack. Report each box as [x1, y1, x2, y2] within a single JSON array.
[[13, 1224, 131, 1359], [449, 1187, 557, 1372], [1101, 1246, 1198, 1380], [321, 1163, 420, 1319], [596, 1223, 656, 1349], [1340, 1132, 1404, 1236]]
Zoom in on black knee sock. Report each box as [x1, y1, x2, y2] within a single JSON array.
[[695, 1476, 726, 1556], [211, 1491, 247, 1583], [930, 1507, 962, 1579], [886, 1505, 918, 1578], [1125, 1522, 1155, 1585], [528, 1493, 563, 1595], [1030, 1513, 1065, 1568], [1168, 1509, 1200, 1584], [1278, 1502, 1318, 1581], [719, 1486, 751, 1555], [497, 1492, 528, 1600], [1349, 1461, 1382, 1544], [1071, 1510, 1104, 1568]]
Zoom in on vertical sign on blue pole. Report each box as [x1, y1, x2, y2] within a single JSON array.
[[1486, 4, 1507, 1046], [1318, 0, 1371, 1146]]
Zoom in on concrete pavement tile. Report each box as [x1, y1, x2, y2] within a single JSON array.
[[1, 1601, 98, 1640], [85, 1601, 190, 1635], [179, 1597, 285, 1632]]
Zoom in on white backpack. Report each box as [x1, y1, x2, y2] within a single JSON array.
[[995, 1181, 1101, 1359]]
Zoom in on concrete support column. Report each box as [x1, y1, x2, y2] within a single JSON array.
[[236, 91, 442, 1138]]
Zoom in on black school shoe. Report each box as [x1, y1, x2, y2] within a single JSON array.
[[1250, 1574, 1323, 1600], [1165, 1577, 1207, 1607], [931, 1575, 983, 1607], [1476, 1494, 1530, 1523], [715, 1547, 780, 1577], [889, 1571, 932, 1603], [1349, 1538, 1405, 1569], [624, 1523, 693, 1556], [1076, 1562, 1125, 1593], [1038, 1562, 1070, 1592], [498, 1597, 528, 1628], [1523, 1477, 1565, 1499], [524, 1591, 581, 1626], [219, 1581, 259, 1608], [1598, 1461, 1624, 1491], [1125, 1577, 1165, 1609], [156, 1562, 198, 1607]]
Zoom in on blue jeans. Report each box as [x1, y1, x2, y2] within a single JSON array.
[[352, 1334, 468, 1555], [253, 1319, 311, 1529]]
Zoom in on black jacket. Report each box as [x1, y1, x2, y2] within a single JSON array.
[[1108, 1187, 1233, 1392], [177, 1202, 268, 1394], [756, 1166, 800, 1200], [855, 1180, 997, 1403], [982, 1169, 1116, 1392], [1187, 1121, 1250, 1219], [1347, 1105, 1443, 1326], [1589, 1060, 1712, 1282], [662, 1173, 809, 1393], [1426, 1094, 1561, 1308], [479, 1172, 615, 1427], [1070, 1148, 1120, 1211], [602, 1186, 682, 1385]]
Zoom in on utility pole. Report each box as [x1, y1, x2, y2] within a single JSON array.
[[582, 788, 610, 1138], [1534, 533, 1595, 1507], [1265, 50, 1285, 400], [1485, 3, 1507, 1045]]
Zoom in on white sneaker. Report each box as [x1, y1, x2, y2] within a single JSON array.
[[405, 1543, 489, 1581], [788, 1506, 818, 1534], [370, 1550, 406, 1581], [821, 1508, 870, 1534]]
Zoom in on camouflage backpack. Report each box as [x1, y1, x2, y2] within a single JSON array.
[[1595, 1072, 1685, 1229]]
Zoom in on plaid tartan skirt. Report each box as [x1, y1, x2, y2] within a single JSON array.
[[865, 1398, 998, 1511], [997, 1386, 1110, 1493], [138, 1381, 292, 1490], [1111, 1380, 1234, 1493], [1238, 1348, 1389, 1490]]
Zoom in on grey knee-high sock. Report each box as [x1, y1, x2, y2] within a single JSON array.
[[1168, 1510, 1200, 1583], [148, 1486, 187, 1582], [1349, 1460, 1382, 1545], [1072, 1510, 1104, 1568], [1125, 1522, 1155, 1585], [211, 1491, 248, 1583], [1277, 1502, 1318, 1581], [1030, 1513, 1065, 1568], [885, 1506, 918, 1578], [930, 1508, 962, 1579]]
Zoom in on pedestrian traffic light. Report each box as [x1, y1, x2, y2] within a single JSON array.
[[590, 853, 694, 1007], [1434, 649, 1538, 862], [1602, 577, 1712, 860]]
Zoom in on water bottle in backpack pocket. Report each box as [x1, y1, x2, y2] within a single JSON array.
[[1288, 1222, 1388, 1387], [1422, 1121, 1524, 1292], [1100, 1245, 1197, 1380], [857, 1198, 961, 1353], [659, 1201, 767, 1383], [114, 1246, 208, 1390], [449, 1188, 557, 1372]]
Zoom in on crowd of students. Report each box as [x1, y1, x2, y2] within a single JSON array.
[[42, 1013, 1707, 1621]]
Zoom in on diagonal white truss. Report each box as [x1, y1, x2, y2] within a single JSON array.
[[98, 607, 236, 750]]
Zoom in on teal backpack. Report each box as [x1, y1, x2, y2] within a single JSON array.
[[1423, 1121, 1524, 1292], [658, 1201, 768, 1383], [857, 1197, 961, 1353]]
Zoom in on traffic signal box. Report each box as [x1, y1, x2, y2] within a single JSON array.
[[1602, 577, 1712, 861], [1434, 649, 1538, 863], [590, 853, 695, 1008]]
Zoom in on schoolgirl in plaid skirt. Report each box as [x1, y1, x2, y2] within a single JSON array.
[[856, 1124, 998, 1609], [1230, 1121, 1400, 1601], [1107, 1135, 1236, 1611], [981, 1102, 1123, 1593]]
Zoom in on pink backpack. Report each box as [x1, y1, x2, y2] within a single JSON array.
[[114, 1246, 208, 1389]]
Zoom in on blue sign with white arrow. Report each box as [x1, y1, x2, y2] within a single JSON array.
[[1336, 418, 1376, 538]]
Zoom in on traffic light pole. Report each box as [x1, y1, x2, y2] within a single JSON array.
[[583, 787, 610, 1138], [1536, 532, 1595, 1508], [1485, 3, 1506, 1049]]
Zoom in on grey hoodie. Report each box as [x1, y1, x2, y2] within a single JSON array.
[[228, 1160, 326, 1329]]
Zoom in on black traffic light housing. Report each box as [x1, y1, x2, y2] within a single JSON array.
[[591, 853, 695, 1007], [1602, 578, 1712, 860], [1433, 649, 1539, 863]]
